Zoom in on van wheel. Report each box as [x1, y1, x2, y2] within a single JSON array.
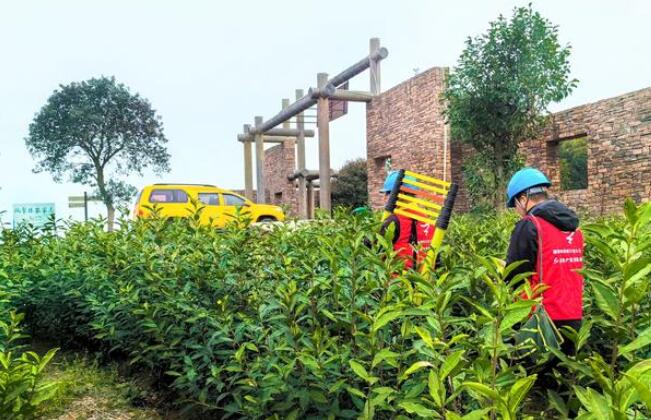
[[257, 216, 277, 223]]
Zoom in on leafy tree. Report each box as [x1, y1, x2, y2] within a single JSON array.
[[462, 153, 524, 215], [332, 158, 368, 209], [25, 77, 170, 230], [444, 5, 577, 209]]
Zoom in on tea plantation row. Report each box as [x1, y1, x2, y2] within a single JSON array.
[[1, 203, 650, 418]]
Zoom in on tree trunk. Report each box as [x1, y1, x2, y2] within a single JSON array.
[[106, 204, 115, 232], [493, 142, 505, 210], [94, 163, 114, 231]]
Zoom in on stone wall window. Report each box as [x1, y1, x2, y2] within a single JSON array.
[[374, 155, 391, 172], [558, 136, 588, 190]]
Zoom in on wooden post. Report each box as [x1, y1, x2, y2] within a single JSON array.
[[295, 89, 308, 219], [317, 72, 331, 212], [281, 98, 293, 209], [83, 191, 88, 222], [255, 116, 266, 204], [307, 181, 315, 219], [243, 124, 254, 200], [369, 38, 381, 95]]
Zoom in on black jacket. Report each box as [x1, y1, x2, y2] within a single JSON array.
[[505, 200, 580, 284]]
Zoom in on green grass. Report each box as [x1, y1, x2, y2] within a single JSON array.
[[36, 350, 161, 419]]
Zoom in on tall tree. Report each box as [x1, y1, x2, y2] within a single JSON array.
[[444, 5, 577, 208], [26, 77, 170, 229], [332, 158, 368, 209]]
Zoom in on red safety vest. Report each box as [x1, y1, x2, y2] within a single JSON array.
[[525, 215, 584, 320], [393, 214, 435, 269]]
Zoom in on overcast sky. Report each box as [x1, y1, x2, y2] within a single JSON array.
[[1, 0, 649, 223]]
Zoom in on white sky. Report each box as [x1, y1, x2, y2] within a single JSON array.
[[1, 0, 650, 222]]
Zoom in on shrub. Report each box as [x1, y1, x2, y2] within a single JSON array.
[[0, 201, 649, 418]]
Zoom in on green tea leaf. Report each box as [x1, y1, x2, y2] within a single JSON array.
[[624, 198, 638, 226], [591, 280, 620, 321], [372, 311, 403, 332], [547, 390, 568, 418], [414, 325, 435, 349], [507, 375, 536, 412], [623, 373, 651, 411], [501, 301, 534, 332], [428, 370, 443, 408], [440, 350, 465, 380], [463, 382, 500, 401], [372, 349, 399, 369], [400, 361, 432, 381], [349, 360, 378, 385], [398, 401, 438, 418], [620, 326, 651, 356]]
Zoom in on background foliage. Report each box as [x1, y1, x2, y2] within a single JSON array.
[[332, 159, 369, 209], [559, 138, 588, 191]]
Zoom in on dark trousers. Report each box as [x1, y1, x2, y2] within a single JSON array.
[[554, 319, 582, 356], [537, 319, 582, 391]]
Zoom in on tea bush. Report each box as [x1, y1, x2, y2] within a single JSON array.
[[0, 202, 650, 418], [0, 267, 59, 419]]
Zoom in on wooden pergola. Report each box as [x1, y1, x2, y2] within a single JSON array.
[[237, 38, 388, 218]]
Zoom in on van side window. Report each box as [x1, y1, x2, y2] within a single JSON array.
[[222, 194, 246, 206], [198, 193, 219, 205], [149, 189, 188, 203]]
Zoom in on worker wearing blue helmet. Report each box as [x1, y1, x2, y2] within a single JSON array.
[[379, 171, 436, 270], [505, 167, 585, 386]]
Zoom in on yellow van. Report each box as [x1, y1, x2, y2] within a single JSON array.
[[133, 184, 284, 227]]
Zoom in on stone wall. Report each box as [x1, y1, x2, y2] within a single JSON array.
[[366, 64, 651, 215], [520, 87, 651, 215], [366, 67, 451, 209], [263, 140, 298, 215]]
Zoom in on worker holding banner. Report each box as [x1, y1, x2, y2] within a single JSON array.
[[380, 169, 458, 274], [379, 171, 435, 270]]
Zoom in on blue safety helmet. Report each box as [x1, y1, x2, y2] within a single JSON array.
[[506, 167, 551, 208], [380, 171, 418, 193]]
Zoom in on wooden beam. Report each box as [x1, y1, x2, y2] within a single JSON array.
[[309, 85, 374, 102], [248, 40, 388, 135], [329, 43, 388, 88], [237, 128, 314, 142]]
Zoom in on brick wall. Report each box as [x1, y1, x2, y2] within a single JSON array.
[[366, 67, 451, 209], [263, 140, 298, 215], [520, 87, 651, 215]]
